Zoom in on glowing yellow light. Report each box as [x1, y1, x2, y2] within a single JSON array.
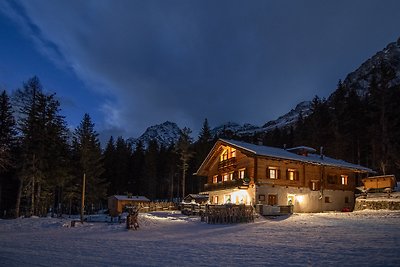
[[296, 195, 304, 203], [230, 190, 250, 205]]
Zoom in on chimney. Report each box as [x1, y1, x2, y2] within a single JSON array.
[[257, 137, 263, 146], [320, 146, 324, 159]]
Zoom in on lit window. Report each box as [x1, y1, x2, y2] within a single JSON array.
[[341, 175, 348, 185], [213, 196, 218, 204], [268, 167, 278, 179], [230, 148, 236, 158], [220, 147, 236, 161], [287, 169, 297, 181], [229, 172, 234, 180], [221, 151, 228, 161], [239, 169, 245, 179], [213, 175, 218, 184], [223, 173, 229, 181], [310, 181, 319, 191]]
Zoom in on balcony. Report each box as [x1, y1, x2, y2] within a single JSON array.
[[218, 157, 237, 171], [204, 178, 249, 191]]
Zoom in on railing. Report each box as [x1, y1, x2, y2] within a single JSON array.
[[218, 157, 237, 170], [204, 179, 248, 191]]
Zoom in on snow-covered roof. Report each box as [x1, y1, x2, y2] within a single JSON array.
[[220, 139, 373, 172], [184, 194, 209, 200], [110, 195, 150, 202]]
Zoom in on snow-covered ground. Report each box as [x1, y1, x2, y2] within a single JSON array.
[[0, 210, 399, 266]]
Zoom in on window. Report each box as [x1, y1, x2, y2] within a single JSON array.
[[268, 194, 278, 206], [327, 174, 337, 185], [287, 169, 298, 181], [258, 194, 265, 201], [345, 196, 349, 204], [213, 196, 218, 204], [268, 167, 279, 179], [341, 175, 348, 185], [229, 172, 234, 181], [325, 196, 330, 203], [221, 151, 228, 161], [220, 147, 236, 161], [223, 173, 229, 182], [224, 195, 231, 204], [310, 181, 320, 191], [230, 148, 236, 158], [238, 169, 245, 179], [213, 175, 218, 184]]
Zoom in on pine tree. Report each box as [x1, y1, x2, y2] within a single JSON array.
[[71, 113, 106, 214], [193, 119, 214, 193], [198, 118, 213, 143], [0, 90, 17, 215], [103, 136, 116, 195], [144, 140, 159, 200], [131, 141, 145, 196], [176, 127, 194, 199], [114, 137, 132, 194], [0, 90, 16, 171], [13, 77, 70, 216]]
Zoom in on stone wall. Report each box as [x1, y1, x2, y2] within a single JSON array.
[[354, 197, 400, 210]]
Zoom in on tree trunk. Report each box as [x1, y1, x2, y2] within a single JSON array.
[[31, 174, 35, 216], [15, 177, 23, 218], [36, 182, 41, 216], [0, 182, 2, 216], [182, 167, 186, 200]]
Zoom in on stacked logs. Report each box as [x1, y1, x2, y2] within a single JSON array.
[[205, 204, 254, 224]]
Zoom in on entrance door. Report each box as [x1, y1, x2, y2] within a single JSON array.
[[287, 194, 295, 206], [268, 194, 277, 206]]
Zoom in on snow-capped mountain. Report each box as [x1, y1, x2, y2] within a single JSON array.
[[342, 37, 400, 96], [210, 122, 259, 137], [130, 121, 182, 148], [211, 101, 312, 137], [260, 101, 312, 131]]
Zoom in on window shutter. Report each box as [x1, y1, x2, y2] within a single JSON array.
[[295, 171, 299, 181], [266, 168, 269, 178], [277, 169, 280, 179], [286, 170, 289, 180]]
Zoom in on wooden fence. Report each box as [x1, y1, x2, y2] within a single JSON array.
[[135, 202, 178, 213]]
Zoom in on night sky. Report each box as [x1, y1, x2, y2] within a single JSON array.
[[1, 0, 400, 142]]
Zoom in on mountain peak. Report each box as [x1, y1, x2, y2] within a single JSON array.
[[131, 121, 182, 148], [343, 37, 400, 96]]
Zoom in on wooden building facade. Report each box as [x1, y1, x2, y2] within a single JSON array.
[[108, 195, 150, 217], [195, 139, 373, 213]]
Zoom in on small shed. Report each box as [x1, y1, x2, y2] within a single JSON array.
[[361, 175, 397, 192], [108, 195, 150, 217], [183, 194, 209, 204]]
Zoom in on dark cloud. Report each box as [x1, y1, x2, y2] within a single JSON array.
[[4, 0, 400, 137]]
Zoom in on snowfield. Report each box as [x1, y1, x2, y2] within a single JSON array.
[[0, 211, 399, 266]]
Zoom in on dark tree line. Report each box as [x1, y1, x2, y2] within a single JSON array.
[[258, 65, 400, 179], [0, 77, 215, 218]]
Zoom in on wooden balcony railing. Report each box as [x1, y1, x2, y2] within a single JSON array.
[[204, 178, 249, 191], [218, 157, 237, 171]]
